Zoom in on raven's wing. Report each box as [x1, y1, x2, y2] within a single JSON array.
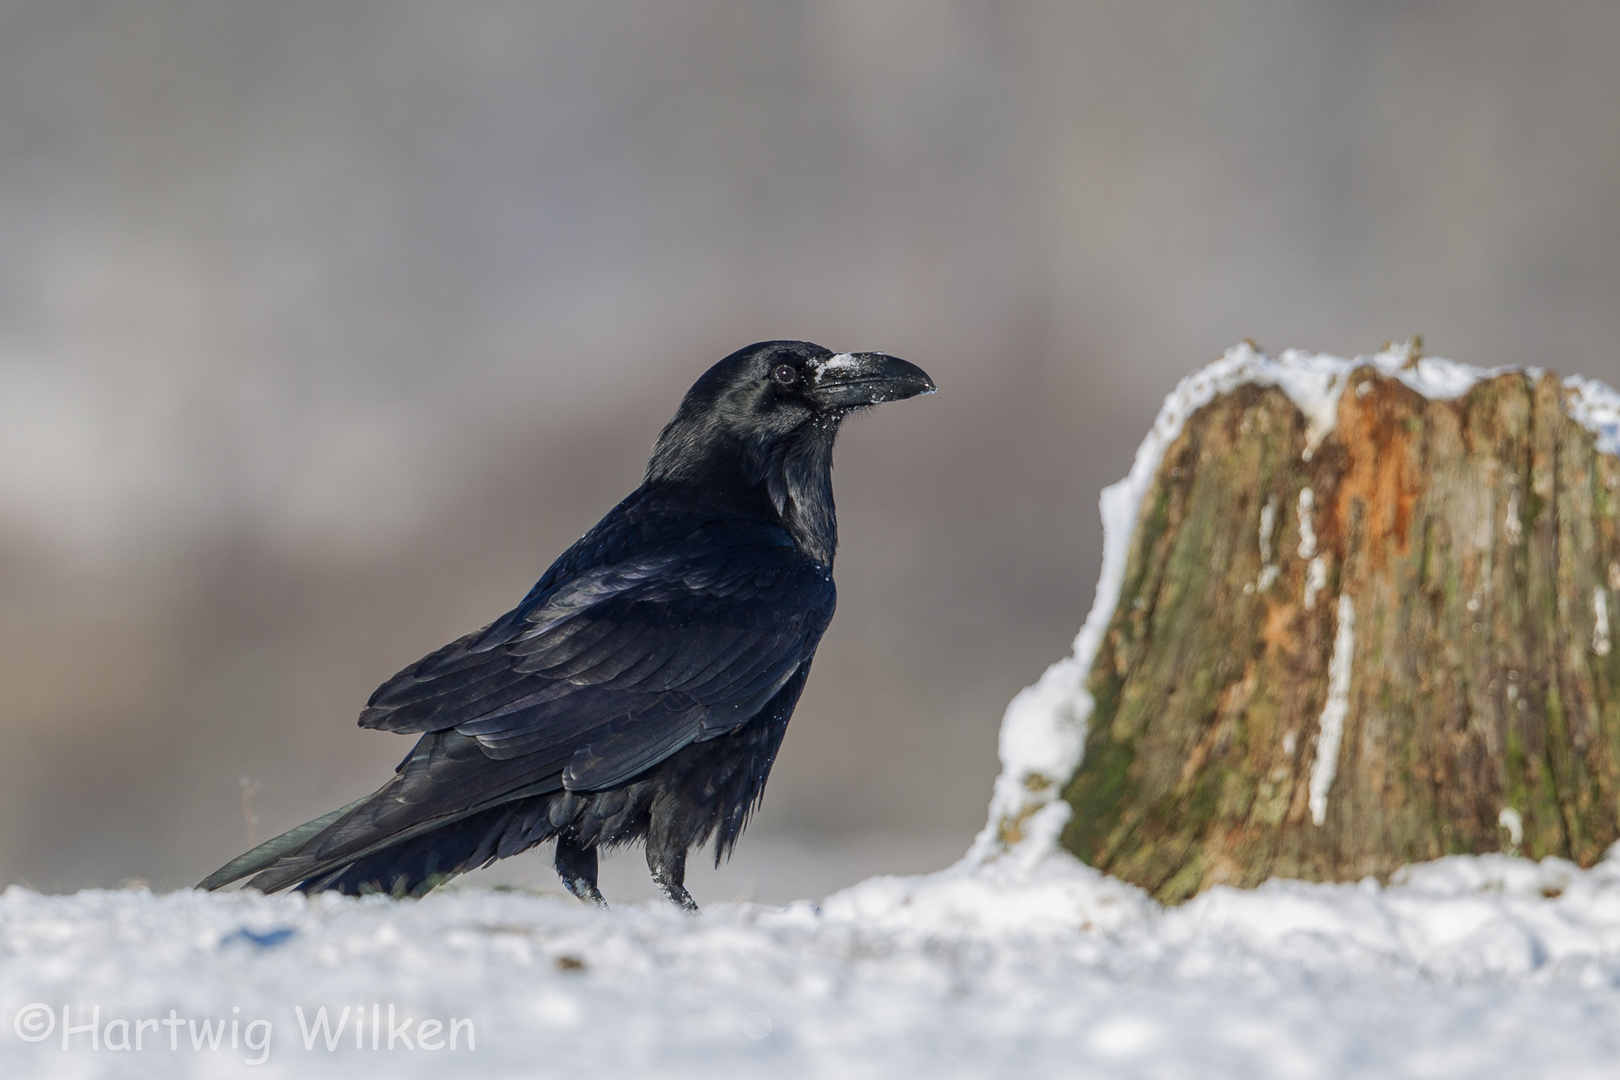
[[359, 523, 836, 791]]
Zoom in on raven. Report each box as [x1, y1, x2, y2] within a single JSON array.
[[201, 341, 933, 909]]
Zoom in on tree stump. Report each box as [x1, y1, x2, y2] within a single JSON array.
[[976, 344, 1620, 904]]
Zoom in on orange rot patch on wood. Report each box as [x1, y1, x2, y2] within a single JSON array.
[[1324, 374, 1427, 566]]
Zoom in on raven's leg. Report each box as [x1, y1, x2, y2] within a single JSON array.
[[646, 833, 699, 913], [554, 837, 606, 907]]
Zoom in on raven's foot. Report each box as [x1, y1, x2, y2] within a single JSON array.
[[646, 837, 699, 913], [563, 877, 608, 907], [554, 836, 607, 908], [658, 880, 700, 913]]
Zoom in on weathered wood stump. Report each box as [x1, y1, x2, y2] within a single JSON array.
[[1040, 349, 1620, 903]]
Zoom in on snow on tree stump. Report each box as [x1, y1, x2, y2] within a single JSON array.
[[974, 342, 1620, 904]]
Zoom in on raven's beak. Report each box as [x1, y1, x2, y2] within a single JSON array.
[[808, 352, 936, 409]]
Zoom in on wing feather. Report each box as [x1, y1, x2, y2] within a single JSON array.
[[356, 521, 834, 792]]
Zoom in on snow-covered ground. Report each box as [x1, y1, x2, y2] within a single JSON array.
[[6, 850, 1620, 1078], [11, 344, 1620, 1078]]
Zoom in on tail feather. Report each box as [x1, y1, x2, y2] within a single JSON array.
[[199, 730, 568, 895], [236, 787, 532, 894], [200, 776, 565, 894], [296, 799, 555, 897], [197, 794, 371, 891]]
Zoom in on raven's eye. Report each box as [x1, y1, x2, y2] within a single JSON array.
[[771, 363, 799, 386]]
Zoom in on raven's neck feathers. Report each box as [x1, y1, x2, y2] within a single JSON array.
[[745, 419, 839, 566], [644, 413, 842, 567]]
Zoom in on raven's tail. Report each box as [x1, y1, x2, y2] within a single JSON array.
[[198, 732, 564, 897], [293, 800, 558, 896], [198, 787, 560, 897], [197, 793, 372, 892]]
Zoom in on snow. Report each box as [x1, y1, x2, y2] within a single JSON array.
[[13, 342, 1620, 1077], [1258, 495, 1278, 565], [1595, 586, 1612, 658], [1500, 808, 1525, 851], [1307, 593, 1356, 827], [1253, 494, 1280, 593], [9, 851, 1620, 1077], [1564, 374, 1620, 459], [1296, 486, 1317, 559], [1304, 554, 1328, 611], [810, 352, 859, 382]]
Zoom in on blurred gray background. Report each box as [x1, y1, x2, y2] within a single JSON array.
[[2, 1, 1618, 903]]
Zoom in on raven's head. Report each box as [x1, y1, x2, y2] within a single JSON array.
[[645, 340, 934, 561], [648, 340, 933, 472], [680, 339, 933, 430]]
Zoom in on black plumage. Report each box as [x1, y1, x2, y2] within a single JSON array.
[[200, 341, 933, 909]]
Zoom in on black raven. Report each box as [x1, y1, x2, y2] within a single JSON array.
[[201, 341, 933, 909]]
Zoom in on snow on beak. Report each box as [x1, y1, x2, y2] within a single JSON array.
[[808, 352, 936, 409]]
